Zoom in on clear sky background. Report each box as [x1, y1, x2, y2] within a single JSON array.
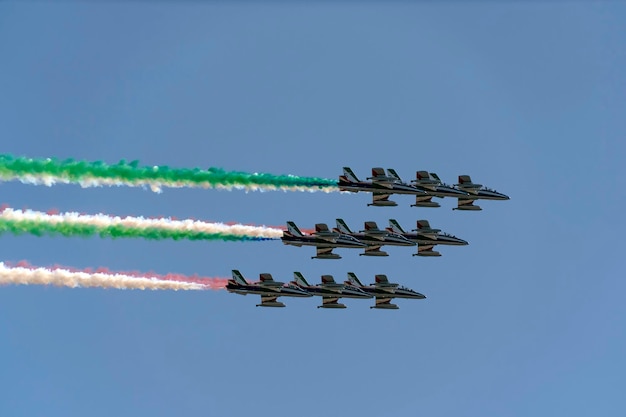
[[0, 2, 624, 416]]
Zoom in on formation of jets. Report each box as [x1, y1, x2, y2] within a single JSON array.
[[282, 219, 468, 259], [227, 270, 425, 309], [230, 166, 509, 309], [339, 167, 509, 210]]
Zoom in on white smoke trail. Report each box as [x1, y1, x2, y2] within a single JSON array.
[[0, 262, 206, 291], [0, 207, 284, 239], [4, 174, 338, 194]]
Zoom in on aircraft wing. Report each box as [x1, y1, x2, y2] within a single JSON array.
[[257, 295, 286, 308], [416, 243, 441, 257], [320, 296, 347, 309], [411, 194, 440, 208], [314, 246, 341, 259], [373, 191, 392, 204], [364, 245, 387, 256], [454, 198, 482, 211], [368, 168, 395, 188], [373, 297, 399, 309], [314, 224, 339, 242], [362, 222, 387, 241], [259, 273, 284, 290]]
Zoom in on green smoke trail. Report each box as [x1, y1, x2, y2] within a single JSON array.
[[0, 218, 274, 242], [0, 154, 338, 190]]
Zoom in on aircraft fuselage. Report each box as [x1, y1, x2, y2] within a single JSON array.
[[413, 184, 469, 198], [226, 283, 282, 296], [226, 283, 311, 298], [338, 180, 427, 196], [458, 188, 510, 201], [299, 285, 371, 299], [341, 232, 415, 247], [281, 234, 366, 249], [401, 232, 468, 246], [360, 286, 426, 300]]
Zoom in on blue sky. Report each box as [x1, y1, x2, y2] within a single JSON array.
[[0, 2, 625, 416]]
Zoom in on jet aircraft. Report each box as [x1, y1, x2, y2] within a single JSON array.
[[291, 272, 371, 308], [281, 221, 366, 259], [226, 270, 311, 307], [394, 170, 469, 207], [334, 219, 415, 257], [346, 272, 426, 309], [453, 175, 510, 210], [338, 167, 428, 207], [387, 219, 468, 257]]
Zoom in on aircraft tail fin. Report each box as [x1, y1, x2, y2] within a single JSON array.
[[231, 270, 248, 285], [346, 272, 365, 287], [386, 168, 402, 182], [335, 218, 352, 234], [388, 219, 405, 234], [286, 221, 304, 237], [342, 167, 360, 183], [430, 172, 442, 183], [293, 272, 310, 287]]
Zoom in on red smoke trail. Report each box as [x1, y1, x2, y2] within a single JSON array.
[[7, 261, 229, 290]]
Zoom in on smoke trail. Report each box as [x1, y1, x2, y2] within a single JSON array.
[[0, 154, 339, 193], [0, 207, 282, 241], [0, 262, 228, 291]]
